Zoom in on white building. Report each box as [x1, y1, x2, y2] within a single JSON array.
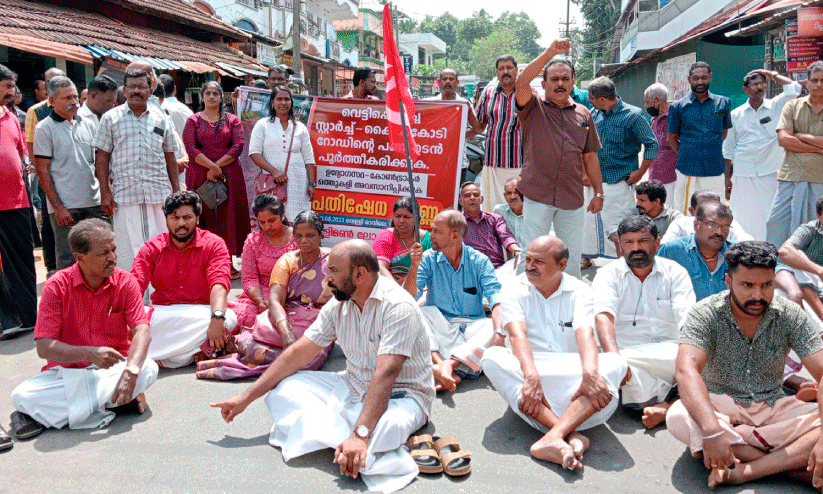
[[399, 32, 446, 68]]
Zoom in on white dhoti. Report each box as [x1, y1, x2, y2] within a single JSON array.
[[420, 305, 492, 377], [730, 173, 777, 241], [266, 370, 427, 493], [113, 203, 166, 271], [619, 341, 678, 408], [582, 181, 635, 259], [672, 170, 725, 215], [477, 166, 520, 213], [495, 258, 518, 289], [10, 359, 158, 429], [481, 347, 626, 432], [146, 304, 238, 368]]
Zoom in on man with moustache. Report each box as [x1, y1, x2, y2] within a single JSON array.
[[667, 62, 732, 214], [515, 39, 604, 278], [666, 241, 823, 491], [33, 76, 106, 270], [212, 240, 434, 492], [607, 180, 682, 255], [9, 219, 157, 438], [425, 68, 483, 137], [723, 70, 800, 241], [493, 177, 525, 248], [94, 68, 179, 271], [459, 181, 520, 269], [131, 191, 236, 368], [481, 235, 627, 470], [342, 67, 379, 100], [662, 190, 752, 243], [593, 216, 695, 429]]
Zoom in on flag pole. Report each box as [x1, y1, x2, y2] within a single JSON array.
[[391, 3, 420, 244]]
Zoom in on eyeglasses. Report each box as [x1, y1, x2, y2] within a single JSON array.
[[124, 84, 150, 91], [699, 219, 731, 233]]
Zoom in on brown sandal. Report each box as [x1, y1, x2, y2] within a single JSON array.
[[433, 436, 471, 476], [405, 434, 443, 474]]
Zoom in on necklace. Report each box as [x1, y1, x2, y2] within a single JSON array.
[[702, 253, 718, 262], [395, 229, 413, 251]]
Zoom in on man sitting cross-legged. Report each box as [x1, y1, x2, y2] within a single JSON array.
[[593, 215, 695, 429], [481, 235, 627, 469], [403, 210, 503, 392], [131, 191, 237, 367], [211, 240, 435, 492], [10, 219, 157, 437], [667, 241, 823, 489]]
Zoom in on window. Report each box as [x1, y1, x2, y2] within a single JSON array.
[[193, 1, 214, 14], [233, 19, 258, 33]]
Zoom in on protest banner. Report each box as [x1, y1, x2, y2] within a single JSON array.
[[236, 87, 467, 245]]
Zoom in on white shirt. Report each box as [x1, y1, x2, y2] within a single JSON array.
[[722, 82, 801, 177], [501, 273, 594, 353], [660, 215, 752, 244], [591, 257, 695, 348], [77, 103, 99, 127], [248, 118, 314, 173], [161, 96, 193, 137]]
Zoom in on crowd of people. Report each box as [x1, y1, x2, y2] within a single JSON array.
[[4, 36, 823, 491]]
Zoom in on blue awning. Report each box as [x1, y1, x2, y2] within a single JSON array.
[[82, 45, 185, 71]]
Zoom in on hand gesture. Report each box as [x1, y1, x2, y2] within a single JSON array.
[[54, 205, 75, 226], [210, 395, 249, 423], [702, 430, 739, 471], [587, 195, 604, 214], [207, 318, 228, 352], [409, 242, 423, 266], [808, 436, 823, 488], [571, 371, 611, 410], [549, 39, 571, 56], [110, 369, 138, 406], [101, 191, 117, 216], [88, 347, 125, 369], [334, 434, 369, 478], [520, 373, 550, 419]]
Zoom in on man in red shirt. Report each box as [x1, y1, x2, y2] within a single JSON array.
[[9, 219, 157, 438], [132, 191, 237, 368]]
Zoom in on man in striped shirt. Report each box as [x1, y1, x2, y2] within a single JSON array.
[[212, 240, 434, 491]]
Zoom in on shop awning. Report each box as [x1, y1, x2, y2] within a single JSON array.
[[0, 33, 93, 65]]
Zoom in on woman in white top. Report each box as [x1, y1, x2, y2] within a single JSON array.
[[249, 86, 316, 221]]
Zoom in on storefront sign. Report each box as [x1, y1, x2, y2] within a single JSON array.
[[256, 42, 280, 67], [787, 36, 823, 72], [96, 57, 129, 85], [798, 8, 823, 37], [326, 40, 341, 61]]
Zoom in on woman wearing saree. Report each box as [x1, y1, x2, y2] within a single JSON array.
[[196, 211, 333, 380], [372, 197, 431, 284]]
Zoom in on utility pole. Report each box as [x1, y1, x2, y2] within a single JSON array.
[[292, 0, 302, 79]]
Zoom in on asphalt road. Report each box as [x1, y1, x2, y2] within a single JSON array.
[[0, 253, 817, 493]]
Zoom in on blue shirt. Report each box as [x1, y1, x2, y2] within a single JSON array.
[[415, 245, 501, 320], [667, 91, 732, 177], [657, 234, 733, 301], [592, 99, 659, 185], [572, 87, 592, 110]]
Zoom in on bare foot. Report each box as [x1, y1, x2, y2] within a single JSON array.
[[567, 431, 590, 461], [641, 401, 672, 429], [133, 393, 148, 413], [432, 362, 460, 392], [708, 466, 741, 489], [531, 435, 581, 470]]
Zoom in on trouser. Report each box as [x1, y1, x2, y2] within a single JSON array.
[[0, 207, 37, 333], [619, 341, 677, 408], [50, 205, 109, 270], [667, 393, 820, 456], [520, 198, 585, 277], [766, 180, 823, 250], [420, 305, 492, 378], [113, 203, 166, 272], [10, 359, 158, 429], [266, 370, 427, 492], [482, 347, 626, 432], [146, 304, 238, 368], [582, 181, 635, 259], [729, 173, 777, 242], [38, 185, 55, 271], [672, 170, 725, 216]]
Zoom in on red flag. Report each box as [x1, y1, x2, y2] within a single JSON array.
[[382, 3, 418, 161]]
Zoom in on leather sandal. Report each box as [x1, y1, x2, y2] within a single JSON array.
[[405, 434, 443, 474], [10, 411, 43, 440], [433, 436, 472, 476]]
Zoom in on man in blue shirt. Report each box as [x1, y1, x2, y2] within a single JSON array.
[[667, 62, 732, 214], [403, 210, 503, 392], [582, 76, 658, 261]]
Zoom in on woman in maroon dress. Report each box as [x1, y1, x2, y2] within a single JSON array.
[[183, 81, 249, 278]]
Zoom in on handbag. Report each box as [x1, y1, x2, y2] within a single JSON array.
[[195, 177, 228, 210], [255, 122, 296, 202]]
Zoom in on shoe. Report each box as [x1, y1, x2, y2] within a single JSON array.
[[0, 425, 12, 452], [9, 411, 44, 440]]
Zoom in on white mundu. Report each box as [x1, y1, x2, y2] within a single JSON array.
[[592, 257, 695, 407], [11, 359, 158, 430], [482, 273, 627, 431], [146, 304, 237, 368]]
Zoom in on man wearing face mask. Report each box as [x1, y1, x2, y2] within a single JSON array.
[[667, 62, 732, 215], [644, 83, 676, 201], [723, 70, 800, 242], [33, 76, 106, 270]]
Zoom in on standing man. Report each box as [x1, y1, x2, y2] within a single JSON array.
[[426, 68, 484, 137], [342, 68, 379, 100], [267, 65, 293, 89], [94, 68, 179, 271], [0, 63, 36, 338], [582, 76, 658, 262], [77, 75, 118, 128], [212, 240, 434, 492], [475, 55, 523, 211], [667, 62, 732, 214], [723, 70, 801, 241], [159, 74, 193, 137], [33, 76, 106, 270], [766, 61, 823, 248], [644, 83, 677, 201], [515, 40, 604, 278], [26, 79, 46, 109]]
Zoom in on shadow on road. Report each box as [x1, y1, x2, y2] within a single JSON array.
[[31, 409, 153, 452], [206, 433, 270, 448]]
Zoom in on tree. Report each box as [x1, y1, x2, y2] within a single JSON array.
[[572, 0, 620, 80], [495, 11, 542, 59], [469, 27, 528, 80], [398, 18, 418, 34]]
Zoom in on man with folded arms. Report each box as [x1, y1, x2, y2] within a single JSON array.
[[403, 210, 503, 392], [593, 215, 695, 429], [212, 240, 434, 492], [10, 219, 157, 437], [667, 241, 823, 489], [482, 235, 627, 469], [131, 191, 237, 367]]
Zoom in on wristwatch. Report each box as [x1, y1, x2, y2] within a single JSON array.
[[211, 309, 226, 320], [354, 424, 370, 440], [594, 192, 605, 199], [124, 364, 140, 376], [307, 181, 316, 186]]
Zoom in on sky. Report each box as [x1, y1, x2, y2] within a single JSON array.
[[391, 0, 583, 47]]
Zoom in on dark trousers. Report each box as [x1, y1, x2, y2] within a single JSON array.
[[37, 186, 55, 271], [50, 206, 109, 269], [0, 208, 37, 331]]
